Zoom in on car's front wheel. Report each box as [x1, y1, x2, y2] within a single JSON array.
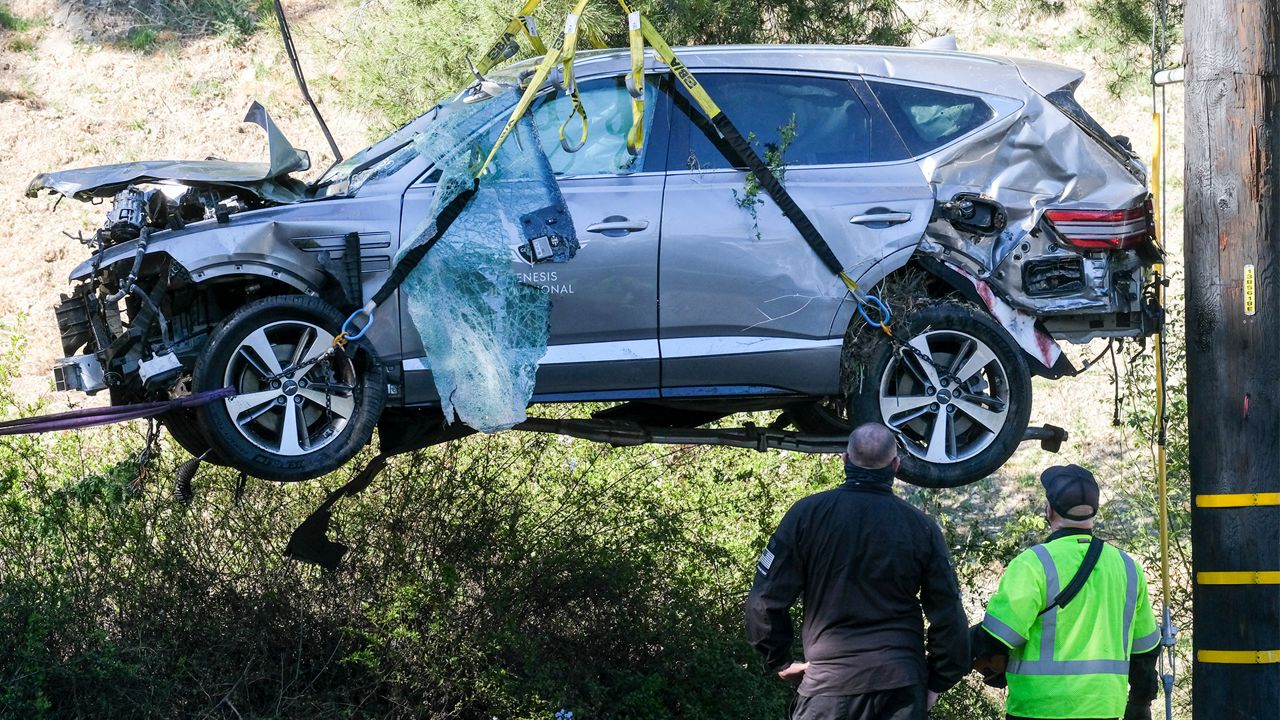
[[193, 295, 385, 482], [849, 303, 1031, 487]]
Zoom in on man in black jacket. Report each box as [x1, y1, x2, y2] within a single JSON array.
[[746, 423, 969, 720]]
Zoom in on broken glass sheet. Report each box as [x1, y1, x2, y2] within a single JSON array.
[[397, 88, 575, 432]]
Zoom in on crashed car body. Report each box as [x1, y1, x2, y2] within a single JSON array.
[[32, 45, 1158, 486]]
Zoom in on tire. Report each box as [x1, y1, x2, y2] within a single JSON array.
[[192, 295, 386, 482], [849, 303, 1032, 488]]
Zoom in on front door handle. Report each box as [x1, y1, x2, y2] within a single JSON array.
[[849, 212, 912, 225], [587, 217, 649, 236]]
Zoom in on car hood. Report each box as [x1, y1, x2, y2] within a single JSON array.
[[25, 102, 311, 204]]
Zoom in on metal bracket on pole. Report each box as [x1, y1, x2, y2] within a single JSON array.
[[1153, 68, 1185, 86]]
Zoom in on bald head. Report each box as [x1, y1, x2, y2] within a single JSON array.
[[845, 423, 899, 469]]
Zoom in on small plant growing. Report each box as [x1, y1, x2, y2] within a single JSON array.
[[0, 4, 34, 32], [732, 114, 797, 242]]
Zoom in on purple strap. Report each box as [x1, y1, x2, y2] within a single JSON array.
[[0, 387, 236, 436]]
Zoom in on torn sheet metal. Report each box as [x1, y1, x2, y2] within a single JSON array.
[[398, 88, 575, 432], [910, 86, 1147, 314], [879, 80, 1151, 366], [951, 264, 1063, 371], [26, 102, 310, 204]]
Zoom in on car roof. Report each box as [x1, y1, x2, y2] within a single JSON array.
[[550, 44, 1083, 97]]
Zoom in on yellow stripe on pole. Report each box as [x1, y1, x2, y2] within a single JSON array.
[[1198, 649, 1280, 664], [1198, 571, 1280, 585], [1195, 492, 1280, 508]]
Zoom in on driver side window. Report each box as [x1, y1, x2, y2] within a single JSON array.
[[531, 76, 654, 177]]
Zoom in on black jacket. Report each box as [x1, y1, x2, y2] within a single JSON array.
[[745, 464, 969, 697]]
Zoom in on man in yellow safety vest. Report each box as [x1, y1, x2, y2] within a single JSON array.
[[976, 464, 1162, 720]]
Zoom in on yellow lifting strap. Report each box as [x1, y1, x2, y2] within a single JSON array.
[[474, 0, 873, 323], [624, 9, 645, 155], [477, 0, 590, 176], [477, 0, 547, 75], [557, 6, 590, 153]]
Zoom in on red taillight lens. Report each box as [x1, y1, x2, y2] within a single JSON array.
[[1044, 204, 1152, 250]]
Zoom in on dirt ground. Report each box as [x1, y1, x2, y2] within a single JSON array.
[[0, 0, 368, 402]]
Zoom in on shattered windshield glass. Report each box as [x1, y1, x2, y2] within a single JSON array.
[[397, 87, 574, 432]]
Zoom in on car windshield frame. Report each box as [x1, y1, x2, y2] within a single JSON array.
[[312, 69, 531, 195]]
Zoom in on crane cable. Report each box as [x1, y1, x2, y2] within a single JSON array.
[[1149, 0, 1177, 715]]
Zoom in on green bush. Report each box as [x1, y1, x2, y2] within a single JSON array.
[[0, 356, 835, 718]]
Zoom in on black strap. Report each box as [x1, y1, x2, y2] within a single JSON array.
[[342, 231, 363, 309], [708, 113, 846, 278], [1039, 537, 1106, 616], [368, 178, 480, 309]]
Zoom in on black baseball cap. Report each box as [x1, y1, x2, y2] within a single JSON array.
[[1040, 464, 1100, 520]]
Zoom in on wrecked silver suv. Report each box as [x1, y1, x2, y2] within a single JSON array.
[[31, 45, 1159, 486]]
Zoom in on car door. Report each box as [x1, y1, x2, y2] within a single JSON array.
[[399, 75, 668, 404], [658, 71, 934, 398]]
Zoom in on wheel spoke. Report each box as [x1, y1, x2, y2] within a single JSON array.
[[278, 402, 306, 455], [924, 409, 952, 463], [289, 326, 318, 368], [290, 329, 337, 379], [953, 397, 1007, 434], [880, 394, 934, 421], [906, 336, 941, 386], [952, 342, 996, 386], [225, 390, 279, 421], [886, 405, 932, 429], [239, 328, 284, 378], [298, 388, 355, 419]]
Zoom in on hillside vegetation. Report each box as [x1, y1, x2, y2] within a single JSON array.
[[0, 0, 1189, 717]]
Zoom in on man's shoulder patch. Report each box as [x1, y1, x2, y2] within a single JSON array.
[[758, 546, 776, 575]]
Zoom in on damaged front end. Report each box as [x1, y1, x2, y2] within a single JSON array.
[[41, 103, 315, 401]]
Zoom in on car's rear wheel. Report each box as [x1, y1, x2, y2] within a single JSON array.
[[795, 303, 1031, 487], [193, 295, 385, 482], [852, 303, 1031, 487]]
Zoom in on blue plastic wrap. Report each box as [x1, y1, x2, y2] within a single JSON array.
[[397, 89, 574, 432]]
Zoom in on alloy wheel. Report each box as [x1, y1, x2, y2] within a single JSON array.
[[878, 329, 1011, 464], [221, 320, 357, 456]]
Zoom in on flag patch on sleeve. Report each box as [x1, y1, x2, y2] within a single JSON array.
[[758, 546, 775, 574]]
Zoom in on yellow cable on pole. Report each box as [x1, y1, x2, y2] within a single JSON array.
[[1152, 107, 1172, 628]]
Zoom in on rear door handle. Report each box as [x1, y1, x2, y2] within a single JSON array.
[[587, 219, 650, 234], [849, 212, 912, 225]]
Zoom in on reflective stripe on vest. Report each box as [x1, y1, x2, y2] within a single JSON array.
[[1121, 550, 1138, 653], [1007, 658, 1131, 675], [1007, 541, 1138, 677], [983, 611, 1027, 648], [1031, 544, 1060, 663]]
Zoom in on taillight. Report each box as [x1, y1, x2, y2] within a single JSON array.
[[1044, 202, 1152, 251]]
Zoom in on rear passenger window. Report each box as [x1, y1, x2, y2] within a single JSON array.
[[667, 73, 871, 170], [868, 82, 994, 156]]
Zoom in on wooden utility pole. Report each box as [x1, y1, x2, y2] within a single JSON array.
[[1185, 0, 1280, 715]]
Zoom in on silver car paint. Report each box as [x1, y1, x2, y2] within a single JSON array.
[[64, 44, 1148, 404]]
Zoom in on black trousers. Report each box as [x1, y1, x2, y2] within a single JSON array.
[[790, 685, 926, 720]]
